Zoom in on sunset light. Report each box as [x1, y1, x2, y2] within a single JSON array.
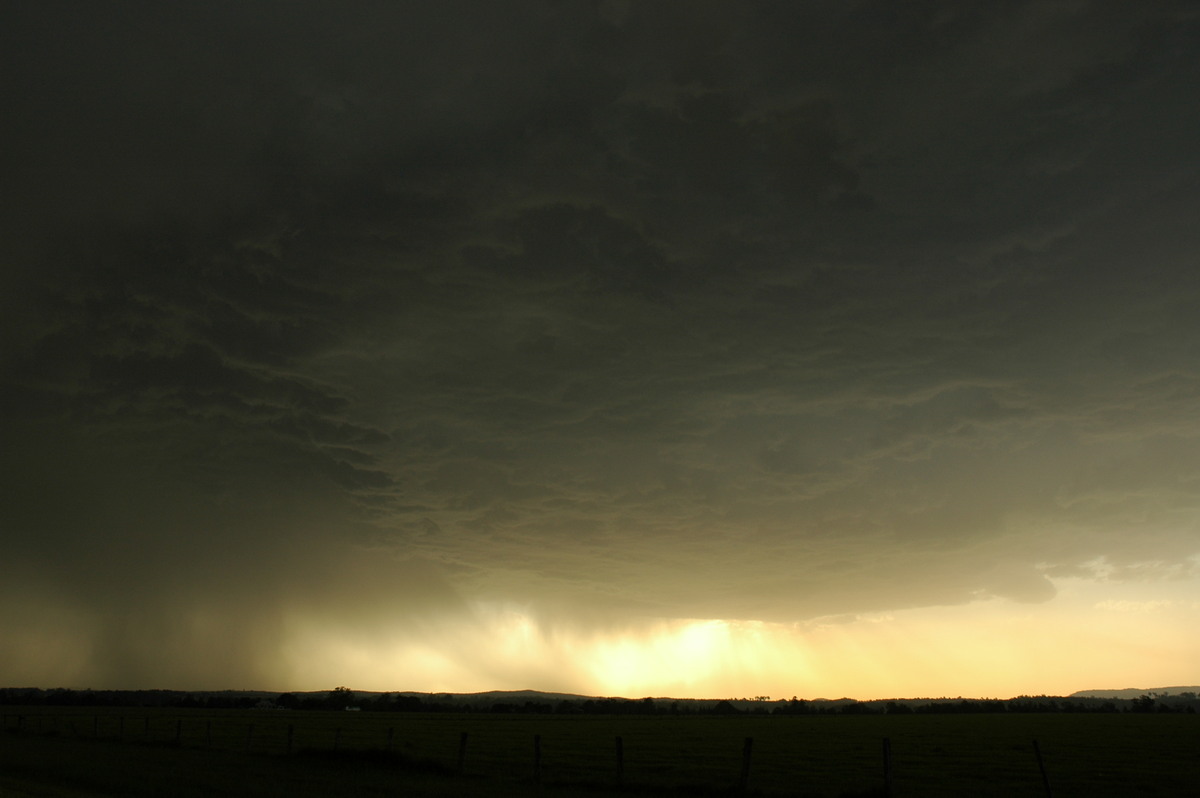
[[3, 1, 1198, 709]]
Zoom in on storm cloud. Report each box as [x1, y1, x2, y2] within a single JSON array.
[[2, 1, 1198, 695]]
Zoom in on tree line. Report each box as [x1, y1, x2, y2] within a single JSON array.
[[2, 687, 1195, 715]]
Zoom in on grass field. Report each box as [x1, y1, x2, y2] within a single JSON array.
[[2, 708, 1196, 796]]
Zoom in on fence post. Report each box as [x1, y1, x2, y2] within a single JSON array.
[[334, 727, 342, 751], [740, 737, 754, 793], [386, 726, 394, 753], [883, 737, 893, 798], [533, 734, 542, 784], [206, 720, 212, 748], [615, 736, 624, 787], [246, 724, 254, 752], [175, 718, 182, 745], [144, 716, 150, 739], [119, 715, 125, 739], [1033, 740, 1054, 798], [458, 731, 469, 774], [287, 724, 294, 755]]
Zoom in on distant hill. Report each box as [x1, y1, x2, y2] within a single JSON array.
[[7, 685, 1197, 709], [420, 689, 593, 703], [1071, 686, 1200, 699]]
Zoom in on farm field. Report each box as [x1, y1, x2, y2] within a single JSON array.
[[2, 708, 1197, 797]]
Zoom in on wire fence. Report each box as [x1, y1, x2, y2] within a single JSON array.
[[2, 708, 1194, 796]]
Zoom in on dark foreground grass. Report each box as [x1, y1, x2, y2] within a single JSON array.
[[2, 709, 1197, 797], [0, 731, 577, 798]]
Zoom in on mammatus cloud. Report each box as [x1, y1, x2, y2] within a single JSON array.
[[2, 1, 1199, 695]]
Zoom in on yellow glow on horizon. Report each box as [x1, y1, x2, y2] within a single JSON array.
[[273, 575, 1200, 699], [585, 619, 732, 695]]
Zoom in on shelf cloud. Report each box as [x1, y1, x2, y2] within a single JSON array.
[[3, 1, 1198, 698]]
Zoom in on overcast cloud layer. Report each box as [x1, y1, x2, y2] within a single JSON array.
[[3, 1, 1199, 692]]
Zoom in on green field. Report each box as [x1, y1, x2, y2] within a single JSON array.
[[2, 708, 1196, 796]]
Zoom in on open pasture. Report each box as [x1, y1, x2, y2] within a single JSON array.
[[2, 708, 1196, 796]]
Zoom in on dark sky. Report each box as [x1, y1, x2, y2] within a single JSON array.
[[3, 1, 1199, 698]]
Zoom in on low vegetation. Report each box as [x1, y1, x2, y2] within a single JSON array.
[[2, 699, 1197, 796]]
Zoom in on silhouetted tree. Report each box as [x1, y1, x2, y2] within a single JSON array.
[[712, 700, 739, 715], [325, 686, 355, 710]]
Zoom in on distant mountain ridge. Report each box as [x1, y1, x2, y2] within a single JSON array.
[[6, 685, 1197, 705], [1070, 686, 1200, 699], [413, 689, 593, 703]]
